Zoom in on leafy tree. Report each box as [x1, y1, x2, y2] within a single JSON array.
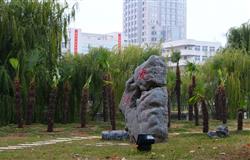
[[227, 21, 250, 54]]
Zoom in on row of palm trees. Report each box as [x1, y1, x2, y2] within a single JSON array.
[[168, 48, 250, 132]]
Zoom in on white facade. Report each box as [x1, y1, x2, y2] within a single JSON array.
[[123, 0, 186, 45], [62, 28, 127, 54], [162, 39, 221, 66]]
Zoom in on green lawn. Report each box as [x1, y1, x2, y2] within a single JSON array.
[[0, 120, 249, 160]]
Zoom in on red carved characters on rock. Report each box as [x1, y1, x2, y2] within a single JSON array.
[[138, 68, 147, 80]]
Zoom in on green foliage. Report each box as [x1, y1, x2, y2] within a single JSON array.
[[186, 62, 198, 78], [171, 51, 181, 63], [227, 21, 250, 54], [202, 49, 250, 118], [83, 75, 92, 89], [0, 0, 76, 125], [9, 58, 19, 72]]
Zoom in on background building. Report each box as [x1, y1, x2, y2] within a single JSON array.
[[123, 0, 186, 45], [62, 28, 127, 54], [162, 39, 221, 66]]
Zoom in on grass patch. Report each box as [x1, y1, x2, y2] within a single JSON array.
[[0, 120, 249, 159]]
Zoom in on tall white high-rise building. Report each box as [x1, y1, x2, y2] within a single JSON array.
[[123, 0, 186, 45]]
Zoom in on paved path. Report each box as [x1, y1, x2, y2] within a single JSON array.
[[0, 136, 100, 152]]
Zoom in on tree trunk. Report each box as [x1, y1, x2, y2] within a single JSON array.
[[220, 86, 227, 124], [167, 93, 171, 128], [237, 109, 244, 131], [26, 80, 35, 125], [176, 62, 181, 120], [214, 87, 220, 120], [110, 88, 116, 130], [188, 84, 193, 121], [80, 87, 88, 128], [194, 103, 199, 126], [201, 100, 209, 133], [63, 81, 70, 124], [215, 85, 227, 124], [15, 78, 23, 128], [102, 73, 109, 122], [47, 87, 57, 132]]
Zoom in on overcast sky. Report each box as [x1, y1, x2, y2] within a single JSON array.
[[69, 0, 250, 45]]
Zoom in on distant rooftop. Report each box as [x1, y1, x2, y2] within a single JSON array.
[[163, 39, 221, 48]]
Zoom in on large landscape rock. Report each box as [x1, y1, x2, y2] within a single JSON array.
[[119, 55, 168, 143]]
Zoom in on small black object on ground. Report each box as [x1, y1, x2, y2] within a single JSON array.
[[136, 134, 155, 151]]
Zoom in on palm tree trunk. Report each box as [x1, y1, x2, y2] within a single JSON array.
[[201, 100, 209, 133], [80, 87, 88, 128], [188, 84, 193, 121], [15, 78, 23, 128], [220, 86, 227, 124], [47, 87, 57, 132], [26, 80, 35, 125], [214, 88, 220, 120], [176, 62, 181, 120], [63, 81, 70, 124], [194, 103, 199, 126], [109, 88, 116, 130], [102, 73, 109, 122], [237, 109, 243, 131]]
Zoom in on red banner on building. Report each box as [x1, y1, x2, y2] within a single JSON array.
[[118, 33, 121, 51], [74, 29, 78, 55]]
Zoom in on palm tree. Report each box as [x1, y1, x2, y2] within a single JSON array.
[[47, 74, 59, 132], [237, 109, 244, 131], [58, 55, 74, 124], [171, 51, 182, 120], [9, 58, 23, 128], [80, 75, 92, 128], [24, 52, 42, 125], [166, 69, 176, 128], [26, 78, 35, 125], [189, 86, 209, 133], [102, 73, 109, 122], [109, 87, 116, 130], [215, 69, 227, 124], [47, 86, 57, 132], [186, 62, 198, 121], [0, 64, 13, 126], [99, 49, 112, 122]]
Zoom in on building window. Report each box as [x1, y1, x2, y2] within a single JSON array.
[[209, 46, 215, 52], [151, 37, 157, 41], [202, 46, 208, 51], [187, 46, 192, 50], [202, 56, 207, 61], [151, 31, 156, 35], [195, 56, 200, 61], [195, 46, 200, 51]]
